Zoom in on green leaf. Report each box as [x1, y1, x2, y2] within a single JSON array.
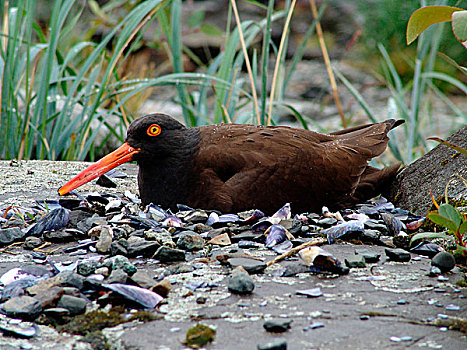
[[200, 24, 223, 37], [452, 10, 467, 48], [410, 231, 452, 244], [459, 220, 467, 235], [406, 5, 464, 45], [188, 9, 205, 29], [428, 213, 458, 233], [438, 203, 462, 228]]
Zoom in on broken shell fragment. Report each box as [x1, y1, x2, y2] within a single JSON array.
[[298, 246, 348, 275], [264, 225, 294, 248], [102, 283, 163, 309], [323, 220, 365, 244], [25, 207, 70, 237]]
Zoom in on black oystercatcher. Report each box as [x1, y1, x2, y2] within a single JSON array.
[[59, 114, 403, 214]]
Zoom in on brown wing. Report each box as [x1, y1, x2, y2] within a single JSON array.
[[188, 121, 399, 214]]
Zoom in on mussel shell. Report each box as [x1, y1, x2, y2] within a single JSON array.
[[381, 213, 405, 236], [103, 283, 163, 309], [265, 224, 288, 248], [25, 207, 70, 237], [271, 203, 291, 221], [324, 220, 365, 244]]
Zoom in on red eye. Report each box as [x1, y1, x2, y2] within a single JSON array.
[[147, 124, 161, 136]]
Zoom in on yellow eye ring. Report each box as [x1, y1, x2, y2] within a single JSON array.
[[147, 124, 161, 137]]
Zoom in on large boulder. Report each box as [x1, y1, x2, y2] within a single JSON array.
[[388, 126, 467, 216]]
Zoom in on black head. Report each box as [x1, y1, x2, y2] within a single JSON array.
[[126, 113, 188, 160]]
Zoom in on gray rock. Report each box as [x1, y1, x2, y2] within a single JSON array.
[[0, 227, 25, 245], [111, 240, 129, 256], [385, 248, 411, 262], [428, 265, 442, 277], [257, 338, 287, 350], [280, 262, 310, 277], [107, 269, 128, 284], [127, 240, 160, 257], [69, 209, 92, 227], [364, 220, 389, 234], [0, 296, 42, 320], [176, 231, 205, 251], [94, 226, 113, 253], [153, 246, 186, 262], [43, 229, 74, 242], [166, 263, 195, 275], [227, 257, 266, 274], [431, 251, 456, 272], [317, 217, 338, 226], [355, 249, 381, 263], [182, 210, 209, 223], [24, 236, 43, 250], [228, 272, 255, 294], [263, 319, 292, 333], [129, 271, 156, 289], [57, 295, 87, 315], [230, 230, 263, 243], [345, 255, 366, 268], [57, 271, 85, 290]]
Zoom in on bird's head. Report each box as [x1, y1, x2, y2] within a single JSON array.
[[58, 113, 186, 196]]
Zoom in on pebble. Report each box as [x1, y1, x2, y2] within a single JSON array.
[[257, 338, 287, 350], [385, 248, 411, 262], [228, 272, 255, 294], [263, 319, 292, 333], [227, 257, 267, 274], [309, 322, 325, 329], [57, 295, 87, 315], [0, 227, 26, 245], [355, 249, 380, 263], [127, 240, 161, 258], [153, 246, 186, 262], [176, 231, 205, 251], [150, 278, 172, 298], [103, 255, 137, 275], [77, 259, 99, 276], [296, 288, 323, 298], [130, 271, 156, 289], [431, 252, 455, 272], [23, 236, 43, 250], [0, 296, 42, 320], [92, 226, 113, 253], [107, 269, 128, 284], [345, 255, 366, 268], [208, 232, 232, 246]]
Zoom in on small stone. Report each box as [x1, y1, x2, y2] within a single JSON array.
[[94, 267, 110, 277], [437, 314, 448, 319], [130, 271, 156, 289], [166, 263, 195, 275], [345, 255, 366, 268], [437, 275, 449, 281], [57, 295, 87, 315], [43, 230, 74, 243], [24, 236, 43, 250], [182, 210, 209, 223], [56, 271, 85, 290], [317, 217, 337, 226], [227, 257, 266, 274], [431, 252, 455, 272], [428, 266, 442, 276], [96, 174, 117, 188], [110, 240, 128, 256], [176, 231, 205, 251], [0, 296, 42, 320], [77, 259, 99, 276], [127, 240, 161, 257], [150, 278, 172, 297], [43, 307, 71, 317], [153, 246, 186, 262], [280, 262, 310, 277], [208, 233, 231, 246], [355, 249, 380, 263], [396, 299, 407, 305], [257, 338, 287, 350], [0, 227, 25, 245], [228, 272, 255, 294], [90, 225, 113, 253], [230, 230, 263, 243], [360, 315, 370, 320], [263, 319, 292, 333], [238, 240, 262, 249], [385, 248, 411, 262], [34, 286, 64, 308], [196, 296, 207, 304], [103, 255, 137, 275], [107, 269, 128, 284]]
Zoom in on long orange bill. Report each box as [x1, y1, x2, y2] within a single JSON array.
[[58, 142, 140, 196]]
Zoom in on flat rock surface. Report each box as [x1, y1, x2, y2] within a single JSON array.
[[0, 161, 466, 350]]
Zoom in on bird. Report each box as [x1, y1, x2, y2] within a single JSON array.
[[58, 113, 403, 215]]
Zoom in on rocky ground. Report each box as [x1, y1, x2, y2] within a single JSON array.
[[0, 160, 465, 350]]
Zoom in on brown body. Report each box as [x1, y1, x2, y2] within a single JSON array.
[[59, 114, 402, 215]]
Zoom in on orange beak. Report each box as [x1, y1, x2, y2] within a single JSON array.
[[58, 142, 140, 196]]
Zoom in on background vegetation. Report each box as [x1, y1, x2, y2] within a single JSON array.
[[0, 0, 465, 163]]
